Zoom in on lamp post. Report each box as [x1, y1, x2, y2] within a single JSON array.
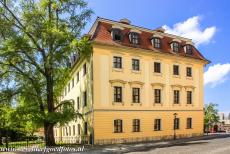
[[173, 113, 178, 140]]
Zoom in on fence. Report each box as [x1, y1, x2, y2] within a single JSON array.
[[0, 137, 45, 149], [0, 135, 90, 149]]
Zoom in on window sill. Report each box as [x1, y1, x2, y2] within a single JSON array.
[[132, 131, 141, 133], [131, 70, 141, 74], [112, 68, 124, 72], [112, 102, 124, 106], [153, 72, 162, 76], [114, 132, 124, 133], [154, 130, 162, 131], [131, 102, 142, 106], [186, 128, 193, 129], [173, 103, 181, 106], [173, 75, 181, 78], [186, 76, 193, 80], [186, 103, 194, 107], [153, 103, 163, 106]]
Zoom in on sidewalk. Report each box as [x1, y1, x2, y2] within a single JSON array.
[[83, 133, 230, 154]]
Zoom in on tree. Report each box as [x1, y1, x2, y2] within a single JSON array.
[[0, 0, 92, 146], [204, 103, 219, 133]]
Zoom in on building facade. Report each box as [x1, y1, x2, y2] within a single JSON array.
[[54, 17, 209, 145]]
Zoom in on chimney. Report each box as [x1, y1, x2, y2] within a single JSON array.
[[119, 18, 131, 25], [155, 27, 165, 33]]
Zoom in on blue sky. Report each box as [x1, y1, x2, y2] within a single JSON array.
[[83, 0, 230, 112]]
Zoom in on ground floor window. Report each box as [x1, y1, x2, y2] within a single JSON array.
[[114, 119, 123, 133], [154, 119, 161, 131], [187, 118, 192, 129], [132, 119, 140, 132], [174, 118, 180, 130]]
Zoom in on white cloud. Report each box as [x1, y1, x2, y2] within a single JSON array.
[[204, 63, 230, 87], [162, 16, 216, 46]]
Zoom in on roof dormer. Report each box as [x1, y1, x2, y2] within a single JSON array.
[[170, 39, 181, 53], [129, 29, 141, 45], [111, 25, 124, 41], [151, 34, 163, 49], [184, 42, 194, 55]]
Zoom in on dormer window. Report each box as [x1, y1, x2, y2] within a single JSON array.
[[112, 28, 122, 41], [129, 32, 140, 45], [152, 38, 161, 48], [185, 44, 193, 55], [172, 42, 180, 53]]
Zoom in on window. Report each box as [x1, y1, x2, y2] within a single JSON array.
[[132, 88, 140, 103], [154, 119, 161, 131], [83, 91, 87, 107], [132, 59, 140, 71], [153, 38, 161, 48], [83, 64, 87, 76], [65, 127, 68, 136], [174, 118, 180, 129], [114, 119, 122, 133], [173, 65, 179, 75], [174, 90, 180, 104], [73, 125, 75, 136], [72, 78, 74, 88], [133, 119, 140, 132], [186, 45, 193, 55], [84, 122, 88, 135], [113, 56, 122, 69], [154, 89, 161, 103], [114, 86, 122, 102], [172, 42, 179, 52], [129, 32, 140, 45], [76, 72, 79, 83], [154, 62, 161, 73], [68, 83, 70, 92], [186, 67, 192, 77], [69, 126, 71, 136], [187, 118, 192, 129], [112, 29, 122, 41], [187, 91, 192, 104], [78, 124, 81, 135], [65, 87, 67, 96], [77, 97, 80, 110]]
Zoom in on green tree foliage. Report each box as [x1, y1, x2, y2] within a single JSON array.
[[0, 0, 93, 146], [204, 103, 219, 132]]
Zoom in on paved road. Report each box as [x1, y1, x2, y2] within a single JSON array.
[[129, 137, 230, 154]]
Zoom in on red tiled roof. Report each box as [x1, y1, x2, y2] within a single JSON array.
[[90, 19, 208, 62]]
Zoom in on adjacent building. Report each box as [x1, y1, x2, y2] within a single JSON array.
[[54, 17, 209, 145]]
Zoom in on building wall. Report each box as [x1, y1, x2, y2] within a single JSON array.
[[92, 43, 205, 144], [54, 57, 93, 143]]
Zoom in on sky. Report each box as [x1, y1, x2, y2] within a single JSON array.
[[83, 0, 230, 113]]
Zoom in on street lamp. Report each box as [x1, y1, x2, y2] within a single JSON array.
[[173, 113, 178, 140]]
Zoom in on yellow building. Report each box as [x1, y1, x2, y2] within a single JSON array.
[[54, 17, 209, 145]]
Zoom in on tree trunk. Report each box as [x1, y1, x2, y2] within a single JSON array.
[[44, 122, 55, 146], [44, 66, 55, 146]]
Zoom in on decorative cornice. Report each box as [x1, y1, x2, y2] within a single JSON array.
[[151, 83, 165, 87], [109, 79, 127, 84], [112, 25, 124, 30], [130, 29, 142, 34], [128, 81, 144, 86]]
